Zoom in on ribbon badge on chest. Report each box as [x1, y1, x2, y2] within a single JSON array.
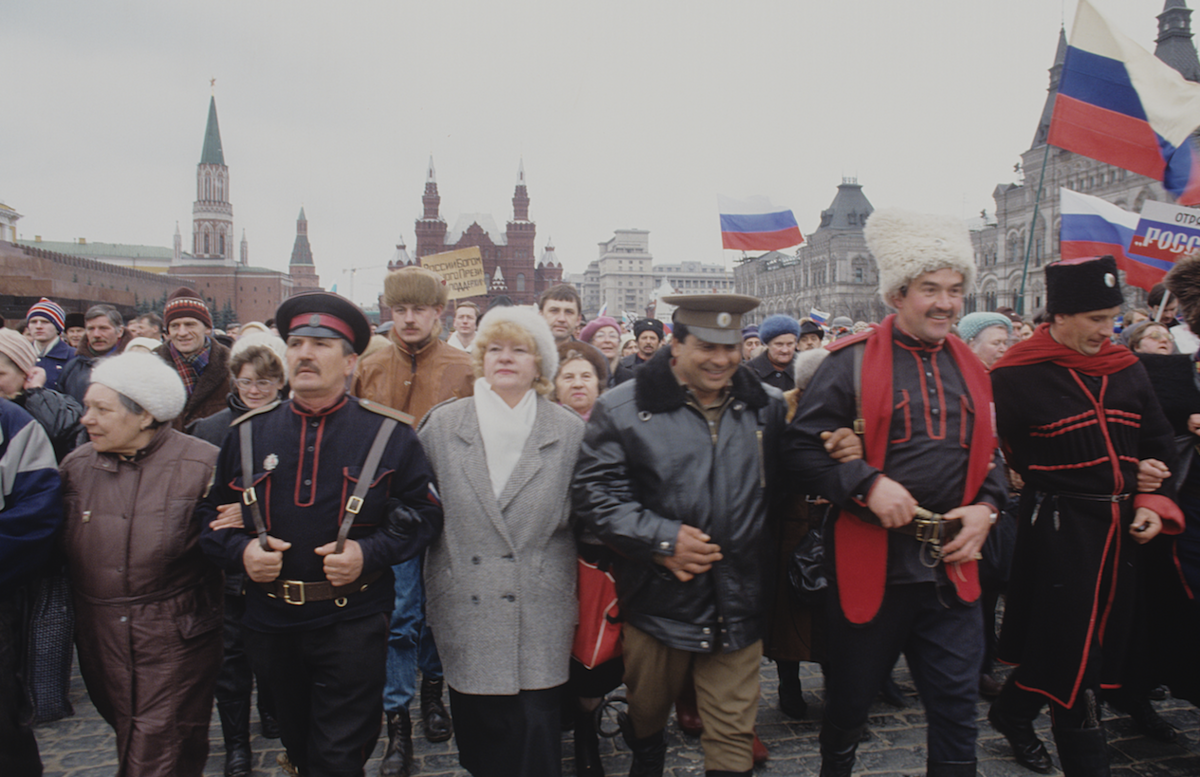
[[263, 454, 279, 472]]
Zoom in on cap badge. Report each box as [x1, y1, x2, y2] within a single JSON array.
[[1104, 273, 1116, 288], [309, 314, 321, 326], [716, 312, 732, 327], [264, 454, 279, 472]]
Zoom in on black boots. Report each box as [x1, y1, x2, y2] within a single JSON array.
[[776, 660, 808, 719], [379, 709, 414, 777], [988, 682, 1054, 774], [619, 711, 667, 777], [217, 700, 252, 777], [574, 706, 604, 777], [819, 719, 865, 777], [420, 676, 453, 743], [1053, 690, 1111, 777]]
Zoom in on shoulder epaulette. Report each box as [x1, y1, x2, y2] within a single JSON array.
[[359, 398, 414, 426], [230, 400, 281, 426]]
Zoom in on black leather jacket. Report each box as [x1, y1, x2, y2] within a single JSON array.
[[572, 348, 786, 653]]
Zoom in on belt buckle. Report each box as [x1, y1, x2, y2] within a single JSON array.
[[280, 580, 306, 606], [913, 514, 941, 545]]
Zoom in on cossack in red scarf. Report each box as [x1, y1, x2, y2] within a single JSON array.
[[992, 323, 1137, 376]]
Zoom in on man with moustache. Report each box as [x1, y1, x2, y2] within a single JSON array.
[[613, 318, 665, 385], [783, 210, 1008, 777], [353, 266, 472, 777], [153, 287, 231, 430], [200, 291, 443, 777], [987, 256, 1183, 776]]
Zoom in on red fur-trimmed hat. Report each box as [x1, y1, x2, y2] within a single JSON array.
[[162, 287, 213, 329]]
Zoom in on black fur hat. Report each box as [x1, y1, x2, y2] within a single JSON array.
[[1045, 256, 1124, 316]]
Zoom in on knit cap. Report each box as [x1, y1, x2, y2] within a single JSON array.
[[26, 298, 66, 332]]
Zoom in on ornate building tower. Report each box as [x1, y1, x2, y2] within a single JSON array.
[[505, 160, 537, 301], [191, 96, 234, 263], [414, 157, 447, 259], [289, 207, 321, 295], [1157, 0, 1200, 81]]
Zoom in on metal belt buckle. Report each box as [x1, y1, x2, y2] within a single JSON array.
[[913, 514, 941, 545], [280, 580, 306, 606]]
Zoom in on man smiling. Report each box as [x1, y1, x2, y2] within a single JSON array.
[[154, 287, 231, 430]]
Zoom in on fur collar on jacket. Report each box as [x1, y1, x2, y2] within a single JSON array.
[[633, 347, 771, 414]]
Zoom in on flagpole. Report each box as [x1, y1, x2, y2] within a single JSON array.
[[1017, 142, 1053, 316]]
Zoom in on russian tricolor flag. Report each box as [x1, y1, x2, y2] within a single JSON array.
[[1049, 0, 1200, 204], [718, 195, 804, 251], [1060, 188, 1166, 291]]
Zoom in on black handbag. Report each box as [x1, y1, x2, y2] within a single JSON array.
[[787, 510, 831, 605]]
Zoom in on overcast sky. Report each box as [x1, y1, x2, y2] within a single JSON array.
[[1, 0, 1181, 307]]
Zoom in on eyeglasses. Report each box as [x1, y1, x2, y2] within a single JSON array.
[[235, 378, 279, 391]]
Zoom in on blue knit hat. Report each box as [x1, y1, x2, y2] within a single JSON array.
[[956, 312, 1012, 343], [759, 314, 801, 344], [741, 325, 759, 341]]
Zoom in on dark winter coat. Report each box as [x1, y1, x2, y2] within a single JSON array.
[[992, 356, 1182, 707], [154, 340, 232, 431], [59, 426, 223, 776], [34, 338, 75, 392], [59, 330, 134, 404], [572, 348, 787, 653], [746, 351, 795, 392], [15, 387, 84, 461]]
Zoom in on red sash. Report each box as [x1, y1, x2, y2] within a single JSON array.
[[828, 314, 996, 624]]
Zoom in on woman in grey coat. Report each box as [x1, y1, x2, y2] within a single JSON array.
[[418, 306, 585, 777]]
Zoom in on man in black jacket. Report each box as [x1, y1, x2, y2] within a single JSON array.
[[574, 294, 783, 777]]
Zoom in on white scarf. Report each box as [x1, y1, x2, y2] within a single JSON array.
[[472, 377, 537, 499], [35, 336, 60, 358]]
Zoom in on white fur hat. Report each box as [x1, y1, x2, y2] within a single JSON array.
[[231, 331, 288, 370], [865, 209, 976, 306], [474, 305, 559, 380], [90, 351, 187, 422]]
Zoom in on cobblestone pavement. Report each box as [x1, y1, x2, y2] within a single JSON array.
[[33, 657, 1200, 776]]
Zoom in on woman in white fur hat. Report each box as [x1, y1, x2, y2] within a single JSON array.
[[58, 351, 224, 777], [416, 306, 585, 777]]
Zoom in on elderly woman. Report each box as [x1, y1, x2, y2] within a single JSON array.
[[187, 332, 287, 777], [1126, 320, 1175, 355], [419, 307, 584, 777], [59, 352, 223, 777], [578, 316, 622, 387], [957, 311, 1013, 370]]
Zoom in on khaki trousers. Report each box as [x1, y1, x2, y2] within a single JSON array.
[[623, 624, 762, 772]]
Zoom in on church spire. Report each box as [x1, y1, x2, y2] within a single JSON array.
[[512, 158, 529, 221], [1156, 0, 1200, 82], [1032, 27, 1069, 148], [200, 96, 225, 165], [422, 156, 441, 219]]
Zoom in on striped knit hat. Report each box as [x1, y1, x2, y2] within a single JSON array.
[[163, 287, 213, 329], [26, 298, 66, 332]]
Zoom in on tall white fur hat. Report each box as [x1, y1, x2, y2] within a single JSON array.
[[90, 351, 187, 422], [474, 305, 559, 380], [865, 209, 976, 306]]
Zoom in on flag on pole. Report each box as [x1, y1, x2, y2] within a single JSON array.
[[718, 195, 804, 251], [1058, 188, 1167, 290], [1048, 0, 1200, 204], [597, 302, 608, 319], [809, 308, 830, 326]]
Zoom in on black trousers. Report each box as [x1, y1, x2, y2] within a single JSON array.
[[824, 581, 982, 764], [448, 684, 563, 777], [215, 590, 274, 717], [0, 591, 41, 777], [247, 612, 388, 777]]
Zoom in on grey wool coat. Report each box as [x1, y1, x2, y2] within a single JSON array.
[[418, 395, 585, 696]]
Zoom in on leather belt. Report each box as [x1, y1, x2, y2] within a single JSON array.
[[1045, 490, 1132, 503], [260, 570, 382, 606], [889, 508, 963, 543]]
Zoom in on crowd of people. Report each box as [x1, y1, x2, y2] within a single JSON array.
[[4, 206, 1200, 777]]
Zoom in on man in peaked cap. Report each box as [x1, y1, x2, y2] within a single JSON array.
[[988, 256, 1183, 776], [783, 209, 1009, 777], [153, 287, 231, 430], [573, 293, 788, 776], [25, 297, 75, 392], [200, 291, 443, 777], [352, 267, 473, 776]]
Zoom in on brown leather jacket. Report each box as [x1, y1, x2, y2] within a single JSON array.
[[59, 426, 223, 776], [353, 330, 474, 423], [154, 339, 232, 431]]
